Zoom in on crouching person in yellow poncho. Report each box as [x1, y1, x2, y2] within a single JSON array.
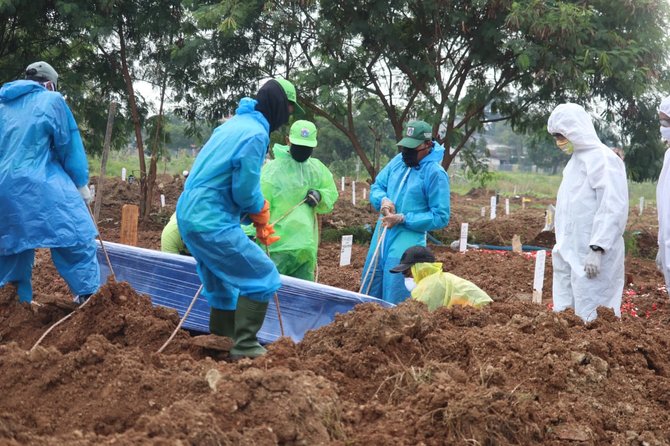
[[389, 245, 493, 310]]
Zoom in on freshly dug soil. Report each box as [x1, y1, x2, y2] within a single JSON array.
[[1, 175, 666, 444]]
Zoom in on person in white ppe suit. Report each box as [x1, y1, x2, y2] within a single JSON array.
[[547, 103, 629, 322], [657, 96, 670, 292]]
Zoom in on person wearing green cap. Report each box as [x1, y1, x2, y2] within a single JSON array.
[[360, 120, 451, 304], [275, 77, 306, 116], [176, 77, 301, 359], [257, 120, 338, 280]]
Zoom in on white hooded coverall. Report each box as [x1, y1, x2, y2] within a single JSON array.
[[658, 96, 670, 291], [547, 104, 629, 322]]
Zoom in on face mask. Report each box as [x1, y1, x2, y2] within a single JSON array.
[[401, 147, 419, 167], [660, 127, 670, 142], [556, 139, 574, 155], [39, 80, 56, 92], [290, 146, 313, 162], [404, 277, 416, 292]]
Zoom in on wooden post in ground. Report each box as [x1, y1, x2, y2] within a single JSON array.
[[120, 204, 139, 246], [93, 101, 117, 223]]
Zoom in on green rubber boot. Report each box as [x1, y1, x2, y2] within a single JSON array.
[[229, 296, 269, 359], [209, 308, 235, 338]]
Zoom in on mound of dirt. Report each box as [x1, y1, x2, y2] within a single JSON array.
[[266, 300, 670, 444]]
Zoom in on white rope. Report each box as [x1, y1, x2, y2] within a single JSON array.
[[30, 297, 92, 353], [157, 284, 203, 353], [359, 226, 387, 294]]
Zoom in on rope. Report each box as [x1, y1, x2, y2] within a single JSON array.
[[264, 244, 285, 337], [87, 203, 115, 281], [270, 198, 307, 226], [358, 167, 411, 295], [157, 284, 203, 353], [30, 298, 92, 352], [359, 225, 387, 294]]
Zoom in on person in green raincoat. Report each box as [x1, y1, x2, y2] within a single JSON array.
[[259, 120, 338, 280], [390, 246, 493, 310]]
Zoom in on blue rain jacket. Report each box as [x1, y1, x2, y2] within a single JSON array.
[[176, 98, 281, 304], [361, 142, 451, 304], [0, 80, 96, 255]]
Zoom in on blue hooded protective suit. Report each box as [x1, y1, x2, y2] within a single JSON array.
[[361, 142, 451, 304], [0, 80, 99, 302], [176, 98, 281, 310]]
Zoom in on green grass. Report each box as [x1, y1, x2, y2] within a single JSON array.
[[449, 170, 657, 207]]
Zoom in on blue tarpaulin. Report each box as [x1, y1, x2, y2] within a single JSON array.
[[96, 241, 393, 344]]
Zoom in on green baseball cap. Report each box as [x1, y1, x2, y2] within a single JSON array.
[[397, 120, 433, 149], [275, 77, 306, 116], [289, 120, 318, 148]]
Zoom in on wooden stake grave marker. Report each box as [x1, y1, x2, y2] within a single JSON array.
[[120, 204, 139, 246]]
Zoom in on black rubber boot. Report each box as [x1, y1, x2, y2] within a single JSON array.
[[229, 296, 269, 359], [209, 308, 235, 338]]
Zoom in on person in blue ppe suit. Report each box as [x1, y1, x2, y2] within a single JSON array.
[[360, 120, 451, 304], [0, 61, 99, 305], [177, 77, 303, 359]]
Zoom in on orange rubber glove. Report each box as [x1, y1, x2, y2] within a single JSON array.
[[250, 200, 271, 226], [256, 223, 280, 246]]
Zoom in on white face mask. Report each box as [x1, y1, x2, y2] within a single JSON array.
[[660, 127, 670, 142], [404, 277, 416, 292]]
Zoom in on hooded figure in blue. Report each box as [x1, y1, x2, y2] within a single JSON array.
[[360, 120, 450, 304], [177, 78, 302, 359], [0, 61, 99, 304]]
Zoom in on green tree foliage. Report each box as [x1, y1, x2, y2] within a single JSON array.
[[272, 0, 670, 178]]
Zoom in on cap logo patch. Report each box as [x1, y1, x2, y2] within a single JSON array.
[[301, 128, 310, 137], [406, 127, 414, 136]]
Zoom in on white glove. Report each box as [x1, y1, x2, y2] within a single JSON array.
[[657, 250, 664, 272], [78, 185, 92, 205], [380, 198, 395, 216], [382, 213, 404, 228], [584, 250, 602, 279]]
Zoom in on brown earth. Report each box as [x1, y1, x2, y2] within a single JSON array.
[[1, 176, 668, 444]]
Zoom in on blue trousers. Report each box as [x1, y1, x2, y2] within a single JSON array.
[[0, 239, 100, 303], [181, 225, 281, 310]]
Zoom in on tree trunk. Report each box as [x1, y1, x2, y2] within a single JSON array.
[[118, 22, 148, 218], [145, 46, 170, 219], [302, 99, 376, 178]]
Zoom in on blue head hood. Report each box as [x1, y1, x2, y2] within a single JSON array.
[[0, 80, 45, 103], [421, 141, 446, 165]]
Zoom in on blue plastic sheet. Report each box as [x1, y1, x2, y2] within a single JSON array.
[[96, 241, 394, 343]]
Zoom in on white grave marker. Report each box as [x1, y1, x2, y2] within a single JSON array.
[[532, 250, 547, 304], [341, 177, 345, 192], [363, 188, 367, 200], [639, 197, 645, 216], [490, 196, 497, 220], [352, 182, 357, 206], [121, 167, 127, 182], [459, 223, 469, 252], [481, 207, 486, 218], [339, 235, 353, 266], [90, 185, 96, 201], [505, 198, 510, 216], [160, 194, 166, 208]]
